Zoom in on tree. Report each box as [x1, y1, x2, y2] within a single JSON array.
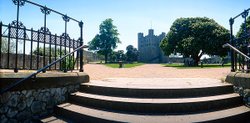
[[109, 50, 126, 62], [126, 45, 138, 62], [237, 16, 250, 38], [160, 17, 230, 66], [32, 47, 66, 57], [88, 18, 121, 63], [236, 16, 250, 50], [1, 37, 15, 53]]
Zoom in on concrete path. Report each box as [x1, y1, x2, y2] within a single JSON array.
[[89, 78, 229, 89], [0, 64, 231, 80], [84, 64, 230, 80]]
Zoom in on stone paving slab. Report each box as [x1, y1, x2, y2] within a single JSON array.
[[84, 64, 230, 80], [87, 78, 230, 89], [1, 64, 231, 80]]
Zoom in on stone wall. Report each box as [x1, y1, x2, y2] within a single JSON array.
[[226, 72, 250, 107], [83, 50, 102, 63], [0, 72, 89, 122], [1, 52, 101, 70], [1, 53, 63, 69]]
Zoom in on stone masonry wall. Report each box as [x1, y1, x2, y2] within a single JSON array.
[[0, 84, 79, 123], [226, 72, 250, 107]]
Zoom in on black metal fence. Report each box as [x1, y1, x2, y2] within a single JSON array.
[[0, 0, 84, 72], [229, 8, 250, 73]]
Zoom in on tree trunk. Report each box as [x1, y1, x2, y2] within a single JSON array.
[[192, 52, 203, 66], [104, 53, 108, 64], [194, 57, 200, 66]]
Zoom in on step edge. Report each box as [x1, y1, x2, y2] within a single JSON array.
[[56, 103, 250, 123], [70, 92, 241, 104]]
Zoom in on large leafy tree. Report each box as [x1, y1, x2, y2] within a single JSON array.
[[160, 17, 230, 66], [237, 16, 250, 43], [109, 50, 125, 62], [126, 45, 138, 63], [88, 18, 121, 63]]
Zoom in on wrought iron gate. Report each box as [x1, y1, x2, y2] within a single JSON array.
[[0, 0, 84, 72], [229, 8, 250, 72]]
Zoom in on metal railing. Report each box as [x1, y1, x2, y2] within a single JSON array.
[[0, 44, 88, 95], [223, 43, 250, 60], [229, 8, 250, 72], [0, 0, 84, 72], [1, 22, 82, 71]]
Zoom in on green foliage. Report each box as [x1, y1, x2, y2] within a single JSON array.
[[160, 17, 230, 66], [126, 45, 138, 63], [236, 16, 250, 43], [61, 55, 76, 71], [162, 63, 231, 69], [88, 18, 121, 63], [104, 62, 144, 68], [109, 50, 126, 62], [32, 47, 67, 57], [32, 47, 74, 71]]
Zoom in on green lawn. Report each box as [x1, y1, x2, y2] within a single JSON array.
[[104, 62, 144, 68], [162, 63, 231, 69]]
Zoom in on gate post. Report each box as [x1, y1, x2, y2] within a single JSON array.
[[229, 18, 235, 72], [0, 22, 2, 68], [79, 21, 84, 72]]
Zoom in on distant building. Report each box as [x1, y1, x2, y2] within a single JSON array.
[[138, 29, 168, 63]]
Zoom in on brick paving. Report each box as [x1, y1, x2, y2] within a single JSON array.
[[84, 64, 231, 80]]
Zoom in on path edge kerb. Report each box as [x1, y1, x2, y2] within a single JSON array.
[[0, 72, 90, 91]]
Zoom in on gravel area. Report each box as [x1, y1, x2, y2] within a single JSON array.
[[84, 64, 231, 80]]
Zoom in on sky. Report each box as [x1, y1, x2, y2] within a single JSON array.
[[0, 0, 249, 51]]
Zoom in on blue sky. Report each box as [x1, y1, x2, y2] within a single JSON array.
[[0, 0, 249, 51]]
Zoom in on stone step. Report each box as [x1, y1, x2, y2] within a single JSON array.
[[80, 79, 234, 98], [40, 116, 71, 123], [69, 92, 242, 114], [54, 103, 250, 123]]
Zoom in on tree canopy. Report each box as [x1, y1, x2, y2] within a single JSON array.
[[236, 16, 250, 43], [125, 45, 138, 63], [109, 50, 125, 62], [88, 18, 121, 63], [160, 17, 230, 66]]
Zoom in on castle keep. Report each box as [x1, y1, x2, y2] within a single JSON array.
[[138, 29, 168, 63]]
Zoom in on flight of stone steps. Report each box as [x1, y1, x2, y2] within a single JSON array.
[[41, 78, 250, 123]]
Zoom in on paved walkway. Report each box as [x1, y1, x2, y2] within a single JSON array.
[[0, 64, 231, 80], [88, 78, 230, 89], [84, 64, 230, 80]]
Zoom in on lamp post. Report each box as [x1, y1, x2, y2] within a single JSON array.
[[79, 21, 84, 72], [41, 6, 51, 73], [13, 0, 25, 73]]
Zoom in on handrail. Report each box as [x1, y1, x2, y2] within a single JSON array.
[[223, 43, 250, 60], [26, 0, 80, 23], [232, 8, 250, 20], [0, 45, 88, 94]]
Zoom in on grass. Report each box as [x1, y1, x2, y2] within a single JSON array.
[[104, 62, 144, 68], [162, 63, 231, 69]]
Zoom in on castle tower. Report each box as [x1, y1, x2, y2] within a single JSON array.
[[148, 29, 154, 36], [138, 29, 168, 63], [138, 32, 144, 61]]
